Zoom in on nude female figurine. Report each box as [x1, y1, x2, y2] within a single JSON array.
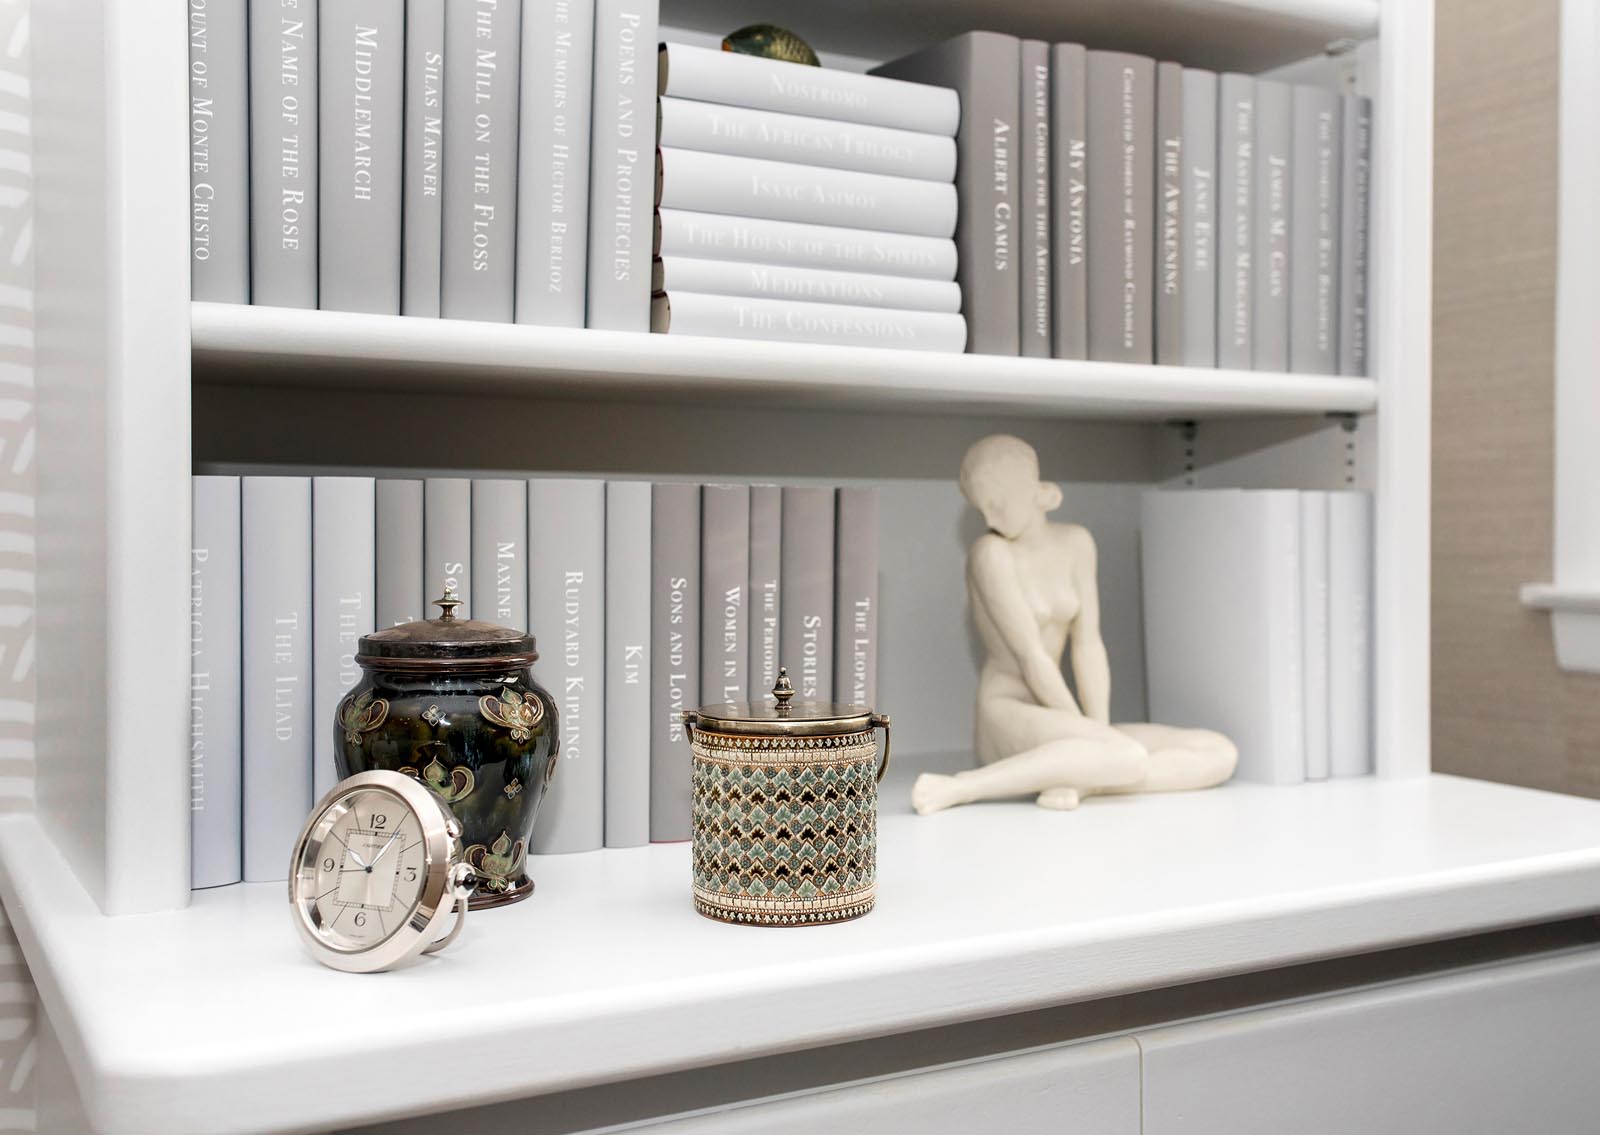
[[912, 435, 1238, 815]]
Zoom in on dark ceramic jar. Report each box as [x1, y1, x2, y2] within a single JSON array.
[[334, 591, 558, 908]]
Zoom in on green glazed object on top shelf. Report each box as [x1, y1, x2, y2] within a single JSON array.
[[722, 24, 820, 66]]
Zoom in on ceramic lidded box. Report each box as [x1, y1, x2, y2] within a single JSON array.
[[334, 590, 559, 908], [683, 668, 890, 926]]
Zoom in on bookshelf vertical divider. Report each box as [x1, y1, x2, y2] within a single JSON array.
[[34, 0, 193, 916], [26, 0, 1423, 922], [1371, 0, 1433, 779]]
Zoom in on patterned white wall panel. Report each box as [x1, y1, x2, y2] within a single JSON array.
[[0, 0, 38, 1127]]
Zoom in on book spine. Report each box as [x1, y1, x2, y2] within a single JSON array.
[[1300, 491, 1330, 781], [401, 0, 444, 317], [649, 482, 699, 842], [1328, 490, 1373, 776], [654, 208, 957, 280], [652, 256, 961, 313], [656, 96, 957, 182], [586, 0, 658, 332], [1216, 73, 1254, 369], [189, 0, 250, 303], [529, 479, 606, 854], [780, 486, 835, 701], [441, 0, 522, 322], [655, 147, 958, 239], [470, 479, 527, 628], [311, 476, 375, 800], [833, 487, 878, 707], [1155, 61, 1184, 366], [1252, 79, 1292, 372], [872, 33, 1020, 355], [1290, 87, 1341, 375], [515, 0, 594, 327], [375, 479, 424, 627], [318, 0, 404, 314], [1339, 95, 1372, 377], [651, 292, 967, 353], [1180, 68, 1218, 367], [1050, 43, 1087, 360], [748, 484, 781, 694], [662, 42, 960, 135], [1020, 41, 1052, 358], [1086, 51, 1155, 363], [604, 481, 652, 848], [249, 0, 319, 308], [241, 477, 312, 882], [700, 484, 750, 704], [1266, 490, 1305, 784], [191, 476, 242, 888], [423, 477, 472, 617]]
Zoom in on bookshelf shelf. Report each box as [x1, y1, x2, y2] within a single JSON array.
[[8, 772, 1600, 1135], [662, 0, 1381, 73], [191, 302, 1380, 421]]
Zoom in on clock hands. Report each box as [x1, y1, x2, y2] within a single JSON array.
[[329, 829, 368, 869], [368, 825, 408, 870]]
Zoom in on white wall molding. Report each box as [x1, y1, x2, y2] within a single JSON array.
[[1522, 0, 1600, 672]]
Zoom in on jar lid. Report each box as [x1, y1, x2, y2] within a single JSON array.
[[688, 667, 874, 737], [356, 590, 539, 671]]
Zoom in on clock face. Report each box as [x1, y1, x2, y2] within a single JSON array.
[[294, 785, 430, 954]]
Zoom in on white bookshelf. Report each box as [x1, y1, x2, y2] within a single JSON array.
[[10, 773, 1600, 1135], [33, 1, 1585, 1133], [192, 302, 1381, 420]]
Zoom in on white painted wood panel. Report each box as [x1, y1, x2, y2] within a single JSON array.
[[190, 303, 1380, 422], [1141, 946, 1600, 1134], [355, 1038, 1140, 1135], [8, 775, 1600, 1134], [1371, 0, 1434, 778], [631, 1038, 1139, 1135], [34, 0, 192, 914]]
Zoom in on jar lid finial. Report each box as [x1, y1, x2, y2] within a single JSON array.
[[772, 666, 795, 711], [434, 587, 462, 622]]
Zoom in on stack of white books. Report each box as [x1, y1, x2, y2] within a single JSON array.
[[650, 43, 968, 352], [189, 474, 878, 889], [1140, 488, 1374, 785]]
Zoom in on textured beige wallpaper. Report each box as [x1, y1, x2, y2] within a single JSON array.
[[1432, 0, 1600, 794]]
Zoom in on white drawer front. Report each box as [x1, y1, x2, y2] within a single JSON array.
[[638, 1036, 1141, 1135], [1140, 947, 1600, 1135]]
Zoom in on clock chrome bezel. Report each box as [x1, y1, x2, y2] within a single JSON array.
[[288, 770, 461, 974]]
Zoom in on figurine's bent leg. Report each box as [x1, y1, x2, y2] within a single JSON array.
[[1098, 723, 1238, 795], [914, 701, 1149, 815]]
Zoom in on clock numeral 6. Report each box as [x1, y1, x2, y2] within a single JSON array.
[[353, 912, 367, 928]]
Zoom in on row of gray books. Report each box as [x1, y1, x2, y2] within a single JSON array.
[[873, 32, 1372, 374], [1142, 489, 1374, 786], [649, 44, 967, 352], [188, 0, 664, 328], [189, 475, 879, 889]]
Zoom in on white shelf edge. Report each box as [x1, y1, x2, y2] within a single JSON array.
[[8, 774, 1600, 1135], [189, 303, 1380, 422], [1520, 583, 1600, 672]]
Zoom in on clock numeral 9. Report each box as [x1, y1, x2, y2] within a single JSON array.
[[322, 857, 336, 872]]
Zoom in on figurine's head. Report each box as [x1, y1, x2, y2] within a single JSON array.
[[959, 435, 1063, 539]]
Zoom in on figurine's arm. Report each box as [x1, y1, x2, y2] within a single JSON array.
[[968, 536, 1080, 711], [1068, 529, 1112, 725]]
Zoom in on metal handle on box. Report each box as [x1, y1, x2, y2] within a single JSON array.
[[871, 713, 892, 783]]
